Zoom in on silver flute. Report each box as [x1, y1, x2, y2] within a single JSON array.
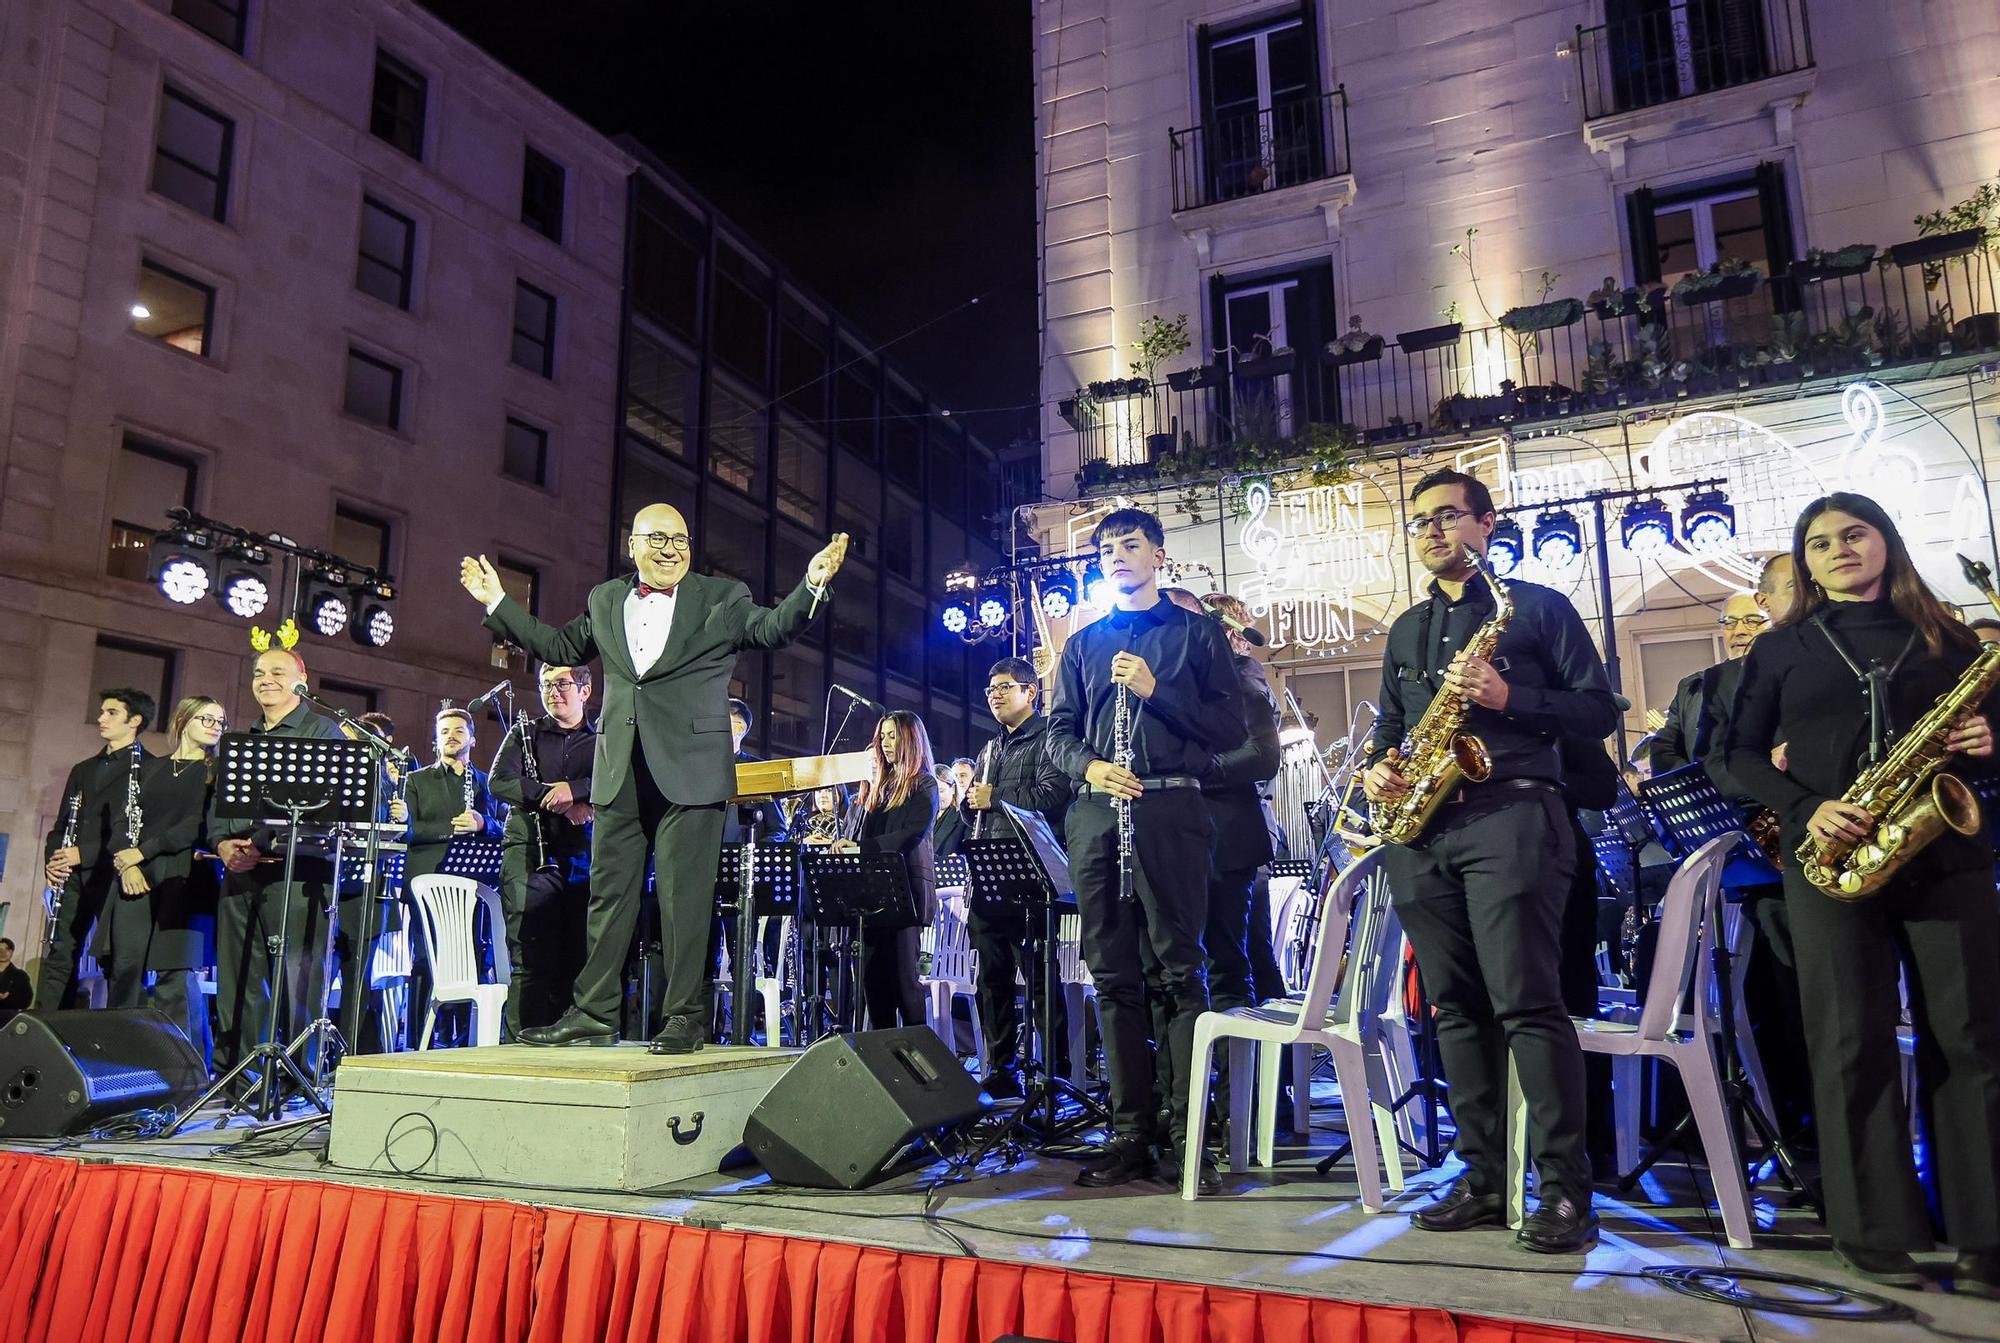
[[1114, 682, 1135, 902], [513, 710, 558, 872]]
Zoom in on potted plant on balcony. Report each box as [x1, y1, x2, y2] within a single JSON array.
[[1129, 313, 1192, 463], [1233, 340, 1297, 380], [1324, 315, 1384, 366], [1671, 257, 1761, 304], [1586, 277, 1667, 321], [1905, 171, 1999, 288], [1166, 361, 1224, 392], [1789, 244, 1878, 285], [1498, 293, 1584, 341]]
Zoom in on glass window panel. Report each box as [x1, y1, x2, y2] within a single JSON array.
[[625, 328, 695, 460], [768, 647, 824, 753], [779, 319, 827, 419], [356, 196, 415, 308], [1710, 193, 1769, 266], [370, 50, 427, 159], [521, 146, 565, 242], [701, 493, 766, 596], [107, 437, 196, 580], [171, 0, 246, 52], [617, 440, 696, 550], [883, 587, 925, 682], [132, 260, 213, 355], [502, 417, 548, 485], [714, 270, 769, 384], [883, 411, 921, 490], [831, 561, 877, 664], [707, 380, 766, 498], [343, 349, 403, 428], [835, 365, 878, 457], [495, 558, 539, 615], [153, 87, 232, 220], [632, 208, 701, 336], [333, 505, 391, 572], [774, 419, 825, 528], [880, 489, 920, 583], [512, 281, 555, 377], [90, 638, 174, 731]]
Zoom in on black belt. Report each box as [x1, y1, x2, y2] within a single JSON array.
[[1083, 774, 1201, 797], [1441, 777, 1560, 807]]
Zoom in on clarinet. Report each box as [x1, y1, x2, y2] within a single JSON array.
[[513, 711, 557, 873], [969, 737, 999, 840], [1114, 683, 1136, 902], [43, 792, 82, 962], [123, 741, 145, 850]]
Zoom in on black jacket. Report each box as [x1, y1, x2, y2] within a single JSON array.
[[856, 774, 940, 928], [402, 761, 504, 882], [45, 745, 145, 872], [0, 963, 30, 1023], [1652, 657, 1747, 780], [484, 571, 821, 809], [1203, 654, 1283, 870], [967, 711, 1073, 835]]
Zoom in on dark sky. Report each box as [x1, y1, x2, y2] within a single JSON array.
[[418, 0, 1040, 449]]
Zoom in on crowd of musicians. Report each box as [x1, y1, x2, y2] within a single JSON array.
[[28, 485, 2000, 1295]]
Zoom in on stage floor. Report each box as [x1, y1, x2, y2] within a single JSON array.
[[6, 1055, 1992, 1343]]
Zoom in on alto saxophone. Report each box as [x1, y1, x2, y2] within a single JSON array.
[[1796, 638, 2000, 899], [1376, 546, 1515, 845]]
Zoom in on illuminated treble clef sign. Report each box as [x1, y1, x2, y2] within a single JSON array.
[[1239, 479, 1280, 565], [1835, 381, 1920, 523]]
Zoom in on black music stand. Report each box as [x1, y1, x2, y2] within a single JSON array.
[[1627, 767, 1813, 1206], [441, 835, 505, 885], [715, 839, 802, 1044], [170, 734, 374, 1132], [799, 851, 915, 1033]]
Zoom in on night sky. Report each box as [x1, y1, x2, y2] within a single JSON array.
[[418, 0, 1040, 449]]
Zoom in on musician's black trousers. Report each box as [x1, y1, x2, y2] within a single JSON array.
[[1069, 790, 1212, 1141], [215, 868, 332, 1071], [573, 753, 724, 1030], [36, 868, 112, 1009], [1204, 863, 1269, 1016], [1384, 789, 1592, 1204], [969, 907, 1071, 1076], [860, 924, 925, 1030], [1785, 855, 2000, 1251], [500, 847, 590, 1036]]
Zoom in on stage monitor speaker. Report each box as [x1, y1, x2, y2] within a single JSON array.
[[0, 1009, 208, 1138], [743, 1027, 987, 1189]]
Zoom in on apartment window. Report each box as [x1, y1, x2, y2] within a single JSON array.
[[1604, 0, 1773, 113], [502, 416, 549, 486], [152, 86, 233, 221], [91, 637, 175, 731], [315, 679, 378, 718], [701, 493, 766, 596], [1211, 258, 1340, 432], [370, 49, 427, 159], [512, 281, 556, 377], [835, 360, 878, 458], [131, 260, 214, 356], [1195, 7, 1326, 202], [774, 420, 826, 528], [356, 196, 416, 309], [1637, 635, 1723, 718], [521, 147, 565, 242], [172, 0, 247, 52], [883, 587, 925, 681], [778, 311, 828, 419], [626, 327, 695, 460], [333, 504, 392, 573], [495, 558, 540, 615], [714, 252, 770, 384], [883, 408, 921, 491], [1628, 165, 1794, 290], [632, 202, 702, 338], [343, 349, 404, 429], [106, 435, 197, 580]]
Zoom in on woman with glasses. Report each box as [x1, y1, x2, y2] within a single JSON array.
[[104, 696, 228, 1061]]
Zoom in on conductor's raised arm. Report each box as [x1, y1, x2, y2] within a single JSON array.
[[462, 553, 598, 667]]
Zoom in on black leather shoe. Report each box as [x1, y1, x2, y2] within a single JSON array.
[[519, 1009, 617, 1047], [1833, 1243, 1924, 1288], [1076, 1134, 1155, 1188], [1411, 1179, 1506, 1232], [1952, 1250, 2000, 1300], [1516, 1194, 1600, 1254], [1160, 1140, 1222, 1195], [648, 1013, 707, 1055]]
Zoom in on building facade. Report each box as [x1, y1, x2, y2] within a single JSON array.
[[1030, 0, 2000, 750]]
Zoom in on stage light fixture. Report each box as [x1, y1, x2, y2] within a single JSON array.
[[1038, 568, 1076, 620], [940, 598, 972, 636], [1532, 511, 1583, 569], [976, 585, 1010, 630], [351, 579, 397, 647], [1620, 497, 1674, 555], [1081, 562, 1111, 610], [147, 525, 214, 605], [1681, 489, 1737, 551], [1486, 518, 1524, 577], [299, 565, 352, 638], [212, 542, 273, 619]]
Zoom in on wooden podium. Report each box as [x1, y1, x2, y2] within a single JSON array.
[[731, 749, 874, 803]]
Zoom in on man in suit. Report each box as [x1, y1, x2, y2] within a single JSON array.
[[460, 504, 847, 1052]]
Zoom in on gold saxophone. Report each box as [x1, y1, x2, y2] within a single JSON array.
[[1796, 638, 2000, 899], [1376, 547, 1515, 845]]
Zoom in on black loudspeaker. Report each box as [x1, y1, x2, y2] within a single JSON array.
[[0, 1009, 208, 1137], [744, 1027, 988, 1189]]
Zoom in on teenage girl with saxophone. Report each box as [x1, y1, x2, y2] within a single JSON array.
[[1723, 492, 2000, 1296], [1362, 469, 1618, 1255]]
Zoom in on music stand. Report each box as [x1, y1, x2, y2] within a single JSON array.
[[1643, 764, 1782, 887], [441, 835, 505, 885], [170, 734, 375, 1133], [715, 839, 801, 1044], [799, 851, 915, 1033]]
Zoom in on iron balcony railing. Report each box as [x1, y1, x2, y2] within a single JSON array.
[[1170, 85, 1350, 213], [1066, 235, 2000, 479], [1576, 0, 1814, 121]]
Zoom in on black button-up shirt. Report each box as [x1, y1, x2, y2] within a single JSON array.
[[490, 715, 597, 857], [1371, 575, 1617, 786], [1046, 599, 1247, 782], [44, 745, 144, 871]]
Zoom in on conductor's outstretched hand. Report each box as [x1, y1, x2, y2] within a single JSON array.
[[460, 554, 505, 607], [808, 533, 851, 587]]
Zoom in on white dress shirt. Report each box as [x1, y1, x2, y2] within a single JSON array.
[[623, 584, 678, 676]]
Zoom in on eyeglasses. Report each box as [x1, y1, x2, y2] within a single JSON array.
[[1718, 614, 1770, 630], [193, 714, 228, 729], [636, 532, 691, 552], [986, 682, 1034, 696], [1405, 507, 1475, 537], [543, 679, 579, 692]]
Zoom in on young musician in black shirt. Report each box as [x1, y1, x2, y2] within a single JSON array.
[[396, 706, 504, 1040], [40, 687, 155, 1010], [1364, 469, 1617, 1253], [1722, 493, 2000, 1296], [1045, 508, 1247, 1191]]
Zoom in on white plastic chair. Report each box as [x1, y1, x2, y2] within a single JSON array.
[[1181, 851, 1403, 1208], [752, 915, 792, 1047], [1056, 912, 1098, 1087], [409, 875, 511, 1049], [1371, 935, 1428, 1153], [919, 897, 983, 1063], [1506, 832, 1754, 1247]]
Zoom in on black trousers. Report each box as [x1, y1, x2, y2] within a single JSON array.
[[1247, 868, 1285, 1004], [861, 924, 925, 1029], [1557, 812, 1617, 1167], [500, 848, 590, 1036], [95, 888, 156, 1010], [969, 908, 1070, 1075], [1204, 863, 1268, 1015], [572, 753, 725, 1030], [35, 868, 112, 1009], [1384, 789, 1591, 1203], [1785, 854, 2000, 1251], [1738, 886, 1812, 1137], [1069, 789, 1213, 1140], [214, 868, 333, 1071], [95, 878, 212, 1066]]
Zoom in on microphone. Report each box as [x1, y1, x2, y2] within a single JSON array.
[[833, 684, 885, 711], [466, 677, 513, 711], [1212, 610, 1268, 647]]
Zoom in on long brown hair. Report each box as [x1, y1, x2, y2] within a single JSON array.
[[1785, 492, 1974, 658], [167, 696, 224, 754], [867, 710, 935, 811]]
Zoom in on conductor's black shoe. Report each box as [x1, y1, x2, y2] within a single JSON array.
[[1516, 1194, 1600, 1254], [1833, 1243, 1924, 1289], [648, 1014, 707, 1055], [1410, 1179, 1506, 1232], [1160, 1140, 1222, 1196], [519, 1010, 617, 1047], [1952, 1250, 2000, 1300], [1075, 1134, 1155, 1188]]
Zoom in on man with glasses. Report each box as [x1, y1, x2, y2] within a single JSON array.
[[1363, 469, 1616, 1253], [490, 665, 597, 1034], [461, 504, 847, 1052], [962, 657, 1074, 1097], [1651, 592, 1771, 778]]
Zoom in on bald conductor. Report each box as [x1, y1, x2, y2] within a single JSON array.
[[460, 504, 847, 1052]]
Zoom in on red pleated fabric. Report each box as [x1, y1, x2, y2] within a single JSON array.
[[0, 1153, 1663, 1343]]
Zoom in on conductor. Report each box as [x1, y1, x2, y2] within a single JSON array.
[[460, 504, 848, 1052]]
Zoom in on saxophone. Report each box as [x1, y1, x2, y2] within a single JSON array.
[[1375, 546, 1515, 845], [1796, 638, 2000, 899]]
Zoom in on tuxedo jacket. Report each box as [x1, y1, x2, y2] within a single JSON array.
[[484, 570, 820, 809]]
